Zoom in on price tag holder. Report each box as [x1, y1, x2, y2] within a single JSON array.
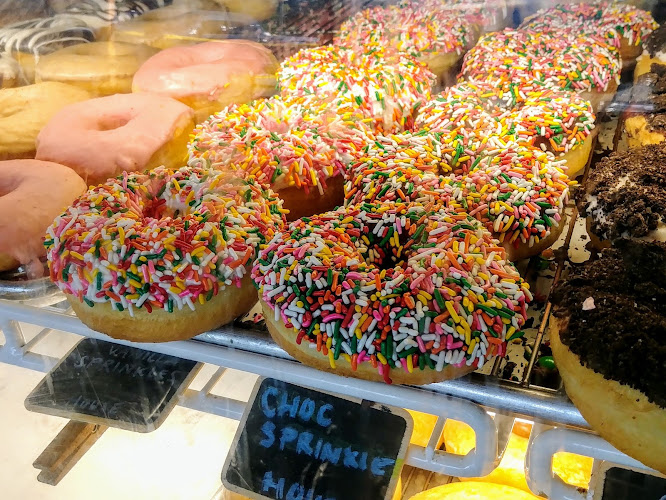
[[222, 377, 412, 500], [25, 338, 200, 432]]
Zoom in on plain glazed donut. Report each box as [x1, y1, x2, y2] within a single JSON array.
[[409, 481, 541, 500], [345, 133, 571, 262], [0, 82, 91, 160], [188, 96, 368, 221], [35, 41, 158, 96], [520, 2, 656, 67], [278, 45, 434, 133], [132, 40, 278, 123], [550, 241, 666, 474], [211, 0, 277, 23], [36, 92, 195, 186], [460, 29, 621, 112], [415, 82, 596, 179], [0, 159, 86, 276], [45, 166, 286, 342], [335, 5, 475, 85], [252, 202, 532, 385]]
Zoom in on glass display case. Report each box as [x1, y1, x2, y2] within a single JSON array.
[[0, 1, 665, 499]]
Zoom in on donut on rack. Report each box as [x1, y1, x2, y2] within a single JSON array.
[[550, 239, 666, 474], [278, 45, 434, 133], [45, 166, 286, 342], [520, 2, 656, 67], [345, 132, 572, 261], [36, 92, 195, 186], [334, 4, 475, 85], [415, 81, 596, 178], [578, 143, 666, 248], [0, 159, 86, 277], [460, 28, 621, 112], [188, 96, 368, 221], [252, 201, 532, 385]]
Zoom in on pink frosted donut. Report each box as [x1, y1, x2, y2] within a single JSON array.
[[35, 92, 195, 186], [132, 40, 279, 123], [0, 159, 86, 276]]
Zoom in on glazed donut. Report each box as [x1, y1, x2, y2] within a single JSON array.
[[188, 96, 367, 221], [35, 41, 158, 96], [335, 5, 474, 85], [635, 25, 666, 81], [345, 134, 571, 261], [109, 8, 232, 49], [0, 54, 19, 88], [278, 46, 434, 133], [252, 202, 532, 385], [550, 240, 666, 474], [0, 82, 90, 160], [45, 166, 286, 342], [415, 82, 596, 178], [0, 159, 86, 276], [409, 481, 540, 500], [520, 2, 656, 67], [460, 29, 621, 112], [36, 92, 195, 186], [578, 143, 666, 248], [211, 0, 277, 23], [132, 41, 278, 123], [442, 420, 593, 492], [0, 15, 95, 83]]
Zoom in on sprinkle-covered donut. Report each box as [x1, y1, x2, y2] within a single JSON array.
[[460, 28, 621, 112], [188, 96, 369, 221], [335, 5, 475, 83], [346, 134, 571, 261], [520, 2, 656, 65], [415, 81, 596, 177], [252, 201, 532, 385], [278, 45, 434, 133], [46, 166, 286, 342]]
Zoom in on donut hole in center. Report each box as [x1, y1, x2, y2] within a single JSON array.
[[96, 115, 132, 131], [357, 230, 418, 272]]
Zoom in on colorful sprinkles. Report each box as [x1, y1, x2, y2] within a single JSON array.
[[45, 166, 285, 315], [252, 202, 532, 383]]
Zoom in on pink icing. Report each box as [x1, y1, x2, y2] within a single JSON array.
[[0, 159, 86, 274], [132, 41, 276, 100], [35, 93, 194, 185]]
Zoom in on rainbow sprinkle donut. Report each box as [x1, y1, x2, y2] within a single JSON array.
[[521, 2, 656, 64], [188, 96, 369, 221], [416, 81, 596, 177], [46, 165, 286, 342], [460, 28, 621, 112], [278, 45, 434, 133], [345, 133, 571, 261], [252, 201, 532, 385], [335, 5, 475, 83]]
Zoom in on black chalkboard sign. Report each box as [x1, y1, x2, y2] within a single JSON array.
[[222, 378, 412, 500], [601, 467, 666, 500], [25, 338, 200, 432]]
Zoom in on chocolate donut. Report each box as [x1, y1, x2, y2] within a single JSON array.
[[578, 143, 666, 246], [550, 240, 666, 474]]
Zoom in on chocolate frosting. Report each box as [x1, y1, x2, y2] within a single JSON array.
[[551, 240, 666, 408], [631, 63, 666, 132], [645, 24, 666, 57]]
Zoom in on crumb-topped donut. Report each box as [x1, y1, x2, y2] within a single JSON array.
[[46, 166, 286, 342], [625, 63, 666, 148], [460, 28, 621, 112], [278, 45, 434, 133], [253, 202, 532, 385], [578, 143, 666, 246], [550, 240, 666, 474], [0, 159, 86, 276], [521, 2, 656, 66], [188, 96, 368, 221], [635, 25, 666, 81], [335, 5, 475, 84], [415, 81, 596, 178], [346, 132, 571, 261]]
